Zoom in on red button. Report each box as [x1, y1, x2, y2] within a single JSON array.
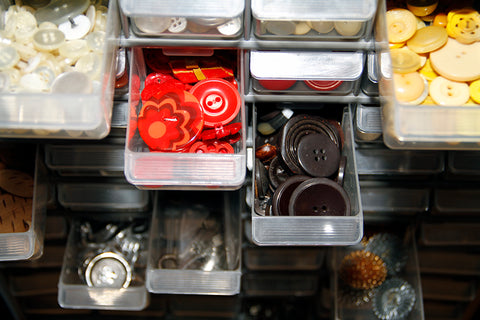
[[200, 122, 242, 140], [137, 88, 204, 152], [190, 78, 241, 127], [141, 78, 186, 101], [145, 72, 175, 88], [258, 79, 296, 90], [189, 141, 234, 153], [304, 80, 343, 91], [143, 49, 172, 74]]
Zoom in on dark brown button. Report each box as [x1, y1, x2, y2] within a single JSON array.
[[288, 178, 350, 216], [296, 133, 340, 178], [268, 156, 290, 191], [336, 156, 347, 186], [271, 175, 310, 216], [255, 158, 269, 199]]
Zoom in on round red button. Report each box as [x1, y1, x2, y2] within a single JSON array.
[[190, 78, 241, 127], [304, 80, 343, 91], [258, 79, 297, 90]]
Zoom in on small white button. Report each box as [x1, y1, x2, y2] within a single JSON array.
[[85, 31, 104, 53], [86, 5, 96, 33], [23, 53, 42, 73], [19, 73, 48, 92], [0, 46, 20, 71], [58, 39, 89, 60], [33, 65, 56, 89], [34, 0, 90, 25], [217, 17, 242, 36], [58, 15, 91, 40], [133, 16, 170, 34], [38, 21, 58, 30], [94, 10, 107, 32], [75, 52, 102, 80], [168, 17, 188, 33], [0, 72, 10, 92], [51, 71, 92, 93], [33, 28, 66, 51], [11, 42, 37, 60]]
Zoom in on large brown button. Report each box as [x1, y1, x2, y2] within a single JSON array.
[[296, 133, 340, 178], [268, 156, 290, 191], [271, 175, 310, 216], [288, 178, 350, 216]]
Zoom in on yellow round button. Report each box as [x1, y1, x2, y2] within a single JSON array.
[[469, 80, 480, 104], [419, 58, 438, 81], [390, 47, 422, 74], [294, 21, 311, 35], [433, 13, 447, 28], [308, 21, 334, 34], [393, 72, 426, 103], [429, 76, 470, 106], [406, 0, 438, 17], [446, 9, 480, 44], [430, 38, 480, 82], [406, 26, 448, 53], [386, 8, 418, 43]]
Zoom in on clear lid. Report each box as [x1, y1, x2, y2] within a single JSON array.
[[250, 51, 363, 81], [120, 0, 244, 18], [367, 52, 378, 83], [251, 0, 377, 21], [356, 105, 382, 134]]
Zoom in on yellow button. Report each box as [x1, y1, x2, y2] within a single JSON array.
[[386, 8, 418, 43], [390, 47, 422, 74], [446, 9, 480, 44], [294, 21, 311, 35], [389, 42, 405, 49], [393, 72, 426, 103], [308, 21, 334, 34], [430, 38, 480, 82], [429, 76, 469, 106], [406, 0, 438, 17], [433, 13, 447, 28], [419, 58, 438, 81], [469, 80, 480, 104], [406, 26, 448, 53]]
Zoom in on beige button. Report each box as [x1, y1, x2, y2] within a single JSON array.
[[334, 21, 363, 37], [11, 42, 37, 60], [86, 5, 96, 33], [133, 16, 170, 34], [294, 21, 311, 35], [168, 17, 188, 33], [59, 39, 89, 60], [75, 52, 102, 80], [19, 73, 48, 91], [429, 76, 469, 106], [393, 72, 426, 103], [85, 31, 105, 53], [94, 10, 107, 32], [4, 6, 18, 39], [38, 21, 58, 30], [386, 8, 417, 43], [33, 28, 66, 51], [0, 46, 20, 71], [32, 65, 56, 89], [265, 21, 296, 35], [406, 25, 448, 54], [308, 21, 334, 34], [430, 38, 480, 82], [390, 47, 422, 74]]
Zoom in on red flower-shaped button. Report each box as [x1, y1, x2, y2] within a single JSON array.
[[190, 78, 241, 127], [137, 89, 204, 152], [304, 80, 343, 91]]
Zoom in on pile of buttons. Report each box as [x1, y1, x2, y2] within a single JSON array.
[[137, 49, 242, 154], [257, 20, 364, 38], [254, 107, 349, 217], [0, 0, 108, 93], [386, 0, 480, 105], [133, 16, 242, 37]]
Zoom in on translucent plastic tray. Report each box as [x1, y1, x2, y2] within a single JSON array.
[[243, 272, 319, 296], [420, 222, 480, 246], [0, 144, 47, 261], [360, 184, 430, 214], [57, 180, 150, 212], [146, 191, 242, 295], [447, 151, 480, 175], [244, 247, 325, 271], [58, 219, 149, 310], [119, 0, 244, 39], [361, 52, 379, 96], [0, 0, 120, 139], [124, 48, 246, 189], [251, 106, 363, 246], [375, 0, 480, 150], [355, 104, 382, 143], [417, 247, 480, 276], [251, 0, 377, 40], [333, 228, 424, 320], [433, 188, 480, 214], [45, 142, 125, 177], [250, 51, 363, 96], [421, 275, 476, 302]]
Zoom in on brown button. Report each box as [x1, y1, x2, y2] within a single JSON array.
[[296, 133, 340, 178], [268, 156, 290, 191], [271, 175, 310, 216], [288, 178, 350, 216]]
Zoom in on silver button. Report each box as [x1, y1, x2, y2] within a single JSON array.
[[85, 252, 132, 288]]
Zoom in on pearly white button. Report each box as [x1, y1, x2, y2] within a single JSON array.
[[58, 15, 91, 40], [86, 5, 96, 33], [0, 72, 10, 92], [58, 39, 89, 60], [4, 68, 20, 85], [38, 21, 58, 30], [23, 53, 43, 73], [32, 65, 56, 89], [85, 31, 105, 53], [334, 21, 363, 36], [14, 11, 38, 43], [19, 72, 48, 92], [217, 17, 242, 36], [51, 71, 92, 93], [33, 28, 66, 51], [11, 42, 37, 60], [168, 17, 188, 33], [0, 46, 20, 71], [4, 6, 18, 39], [309, 21, 334, 34], [94, 10, 107, 32], [75, 52, 102, 80], [34, 0, 90, 25], [133, 16, 170, 34]]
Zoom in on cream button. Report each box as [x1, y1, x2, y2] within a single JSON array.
[[10, 42, 36, 60], [4, 68, 20, 84], [86, 5, 96, 33], [390, 47, 422, 74], [217, 17, 242, 36], [23, 53, 42, 73], [393, 72, 426, 103], [0, 46, 20, 71], [75, 52, 101, 80], [34, 0, 90, 25], [386, 8, 417, 43], [294, 21, 311, 35], [334, 21, 363, 36], [168, 17, 188, 33], [0, 72, 10, 92], [85, 31, 105, 53], [19, 73, 48, 91], [93, 10, 107, 32], [406, 25, 448, 53], [32, 65, 56, 89], [265, 21, 296, 35], [33, 28, 65, 51], [309, 21, 334, 34], [133, 16, 170, 34], [429, 76, 469, 105], [4, 6, 18, 39], [51, 71, 92, 93], [430, 38, 480, 82], [59, 15, 91, 40], [58, 39, 89, 60], [38, 21, 58, 30]]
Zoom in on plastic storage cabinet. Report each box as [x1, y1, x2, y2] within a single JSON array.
[[124, 47, 246, 189], [0, 0, 120, 139], [58, 218, 150, 310], [251, 106, 363, 246], [249, 51, 364, 97], [119, 0, 244, 39], [0, 144, 47, 261], [251, 0, 377, 42], [146, 191, 242, 295], [375, 0, 480, 149]]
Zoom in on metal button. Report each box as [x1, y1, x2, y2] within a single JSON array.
[[85, 252, 132, 288]]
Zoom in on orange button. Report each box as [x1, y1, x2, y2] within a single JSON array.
[[393, 72, 426, 103], [406, 26, 448, 53], [390, 48, 422, 74]]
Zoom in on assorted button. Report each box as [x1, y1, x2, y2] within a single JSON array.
[[258, 19, 364, 38]]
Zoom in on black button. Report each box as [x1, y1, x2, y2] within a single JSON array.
[[271, 175, 310, 216], [268, 156, 290, 191], [296, 133, 340, 178]]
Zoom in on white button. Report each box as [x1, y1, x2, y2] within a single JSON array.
[[58, 15, 91, 40], [0, 46, 20, 71], [168, 17, 188, 33], [429, 76, 470, 106], [38, 21, 58, 30], [4, 68, 21, 85], [11, 42, 37, 60], [334, 21, 363, 36], [75, 52, 101, 80], [51, 71, 92, 93], [309, 21, 334, 34], [4, 6, 18, 39], [86, 5, 96, 33], [85, 31, 105, 53], [217, 17, 242, 36], [94, 10, 107, 32], [14, 11, 38, 43], [19, 73, 48, 92], [33, 65, 56, 89], [58, 39, 89, 60], [33, 28, 66, 51], [133, 16, 170, 34], [34, 0, 90, 25], [0, 72, 10, 92], [23, 53, 43, 73]]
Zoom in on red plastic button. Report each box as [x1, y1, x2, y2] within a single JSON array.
[[200, 122, 242, 140], [141, 78, 186, 101], [143, 49, 172, 74], [190, 78, 241, 127], [145, 72, 175, 88], [258, 79, 297, 90], [304, 80, 343, 91], [189, 141, 234, 153], [137, 88, 204, 152]]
